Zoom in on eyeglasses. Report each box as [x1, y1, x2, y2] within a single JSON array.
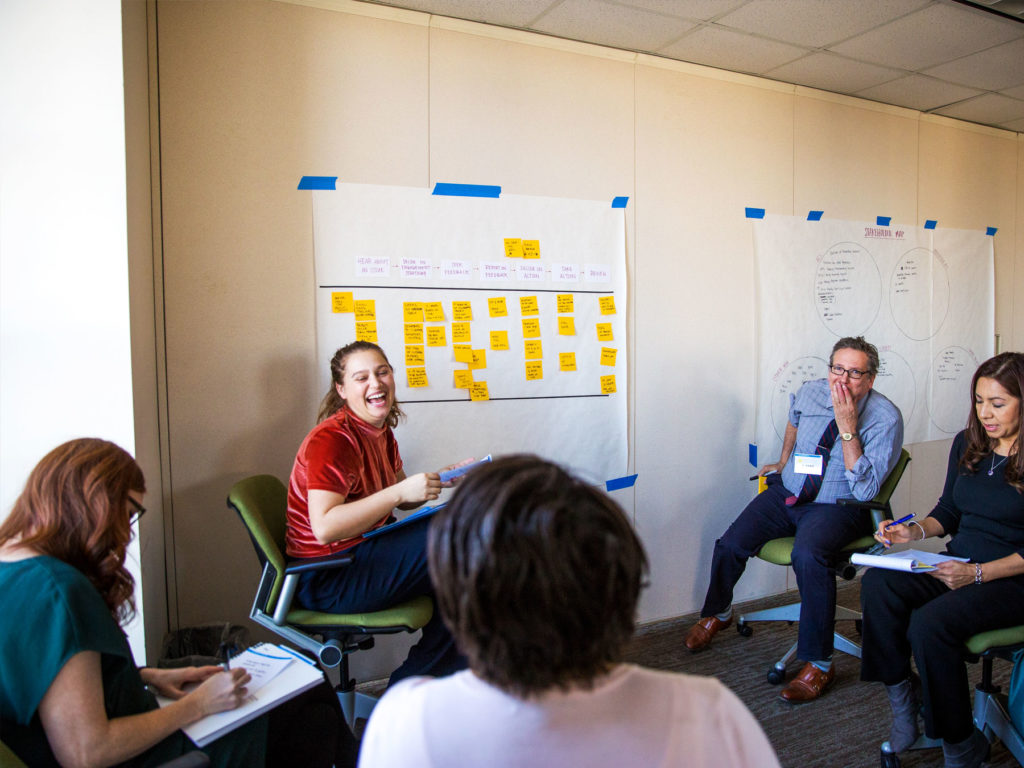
[[128, 496, 147, 526], [829, 364, 870, 380]]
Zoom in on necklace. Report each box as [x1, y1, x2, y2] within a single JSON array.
[[989, 453, 1009, 476]]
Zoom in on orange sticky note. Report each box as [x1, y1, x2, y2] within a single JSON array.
[[426, 326, 447, 347], [596, 323, 613, 342], [600, 375, 617, 394], [469, 381, 490, 401], [490, 331, 509, 351], [522, 318, 541, 338], [558, 316, 575, 336], [452, 301, 473, 321], [406, 367, 428, 388], [519, 296, 539, 316], [504, 238, 524, 258], [524, 340, 543, 360], [488, 297, 508, 317], [453, 370, 474, 389], [599, 296, 616, 315], [404, 323, 424, 345], [525, 360, 543, 380], [559, 352, 577, 372], [556, 294, 574, 314], [470, 349, 487, 370], [331, 292, 354, 313], [403, 302, 425, 322], [452, 322, 472, 343], [405, 345, 425, 366], [600, 347, 617, 367], [354, 300, 376, 321], [424, 302, 446, 322], [355, 322, 377, 342], [453, 345, 473, 364], [522, 240, 540, 259]]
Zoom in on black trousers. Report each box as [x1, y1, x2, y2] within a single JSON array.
[[860, 565, 1024, 742]]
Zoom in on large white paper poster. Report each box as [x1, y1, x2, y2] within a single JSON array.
[[312, 184, 628, 484], [754, 215, 993, 457]]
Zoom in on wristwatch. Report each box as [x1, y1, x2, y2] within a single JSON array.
[[840, 432, 858, 442]]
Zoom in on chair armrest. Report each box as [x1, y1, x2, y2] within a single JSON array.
[[836, 496, 888, 511], [284, 552, 356, 575]]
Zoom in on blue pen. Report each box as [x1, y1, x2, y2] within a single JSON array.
[[885, 513, 914, 530]]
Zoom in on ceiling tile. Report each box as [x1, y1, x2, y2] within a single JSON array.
[[532, 0, 697, 52], [830, 2, 1022, 71], [612, 0, 749, 22], [714, 0, 931, 48], [999, 116, 1024, 132], [372, 0, 559, 27], [922, 38, 1024, 90], [932, 92, 1024, 124], [765, 52, 905, 94], [1002, 83, 1024, 99], [855, 74, 984, 111], [658, 25, 807, 74]]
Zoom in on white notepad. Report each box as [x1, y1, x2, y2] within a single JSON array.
[[851, 548, 969, 573]]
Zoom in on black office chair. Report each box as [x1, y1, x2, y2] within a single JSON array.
[[227, 474, 433, 727], [737, 448, 912, 683]]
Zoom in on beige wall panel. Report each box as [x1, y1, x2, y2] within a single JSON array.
[[634, 64, 794, 620], [157, 0, 429, 627], [794, 96, 919, 225], [1017, 136, 1024, 351]]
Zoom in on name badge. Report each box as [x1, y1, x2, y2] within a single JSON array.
[[793, 453, 824, 475]]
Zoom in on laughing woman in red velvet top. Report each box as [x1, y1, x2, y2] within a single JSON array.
[[285, 341, 467, 686]]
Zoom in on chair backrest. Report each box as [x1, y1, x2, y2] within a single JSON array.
[[876, 448, 912, 505], [227, 474, 289, 614], [0, 738, 28, 768]]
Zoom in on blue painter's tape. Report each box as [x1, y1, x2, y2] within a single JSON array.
[[924, 220, 937, 230], [745, 207, 765, 219], [605, 474, 638, 492], [876, 216, 891, 226], [807, 210, 823, 221], [612, 196, 629, 208], [432, 183, 501, 198], [749, 444, 757, 467], [297, 176, 337, 190], [986, 227, 998, 236]]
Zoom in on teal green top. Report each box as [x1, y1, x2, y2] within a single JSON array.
[[0, 556, 263, 767]]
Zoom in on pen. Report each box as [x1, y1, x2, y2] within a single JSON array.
[[885, 513, 914, 530], [749, 470, 778, 481], [219, 642, 231, 671]]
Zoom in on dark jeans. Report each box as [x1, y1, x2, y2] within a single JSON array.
[[700, 481, 868, 661], [295, 515, 465, 686], [860, 566, 1024, 742]]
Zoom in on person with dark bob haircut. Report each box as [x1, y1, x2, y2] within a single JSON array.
[[360, 455, 781, 768], [861, 352, 1024, 768]]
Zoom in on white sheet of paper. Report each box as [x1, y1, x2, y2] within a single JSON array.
[[793, 453, 823, 475]]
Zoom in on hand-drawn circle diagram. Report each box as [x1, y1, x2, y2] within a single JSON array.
[[770, 356, 828, 441], [875, 350, 916, 427], [929, 346, 979, 434], [814, 242, 881, 336], [889, 247, 949, 341]]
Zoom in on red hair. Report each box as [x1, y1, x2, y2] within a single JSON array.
[[0, 438, 145, 622]]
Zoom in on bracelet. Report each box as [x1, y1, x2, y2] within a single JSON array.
[[909, 520, 925, 541], [975, 563, 984, 585]]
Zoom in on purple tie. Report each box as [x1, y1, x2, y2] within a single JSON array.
[[786, 419, 839, 506]]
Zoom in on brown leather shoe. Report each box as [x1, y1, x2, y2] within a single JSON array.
[[684, 615, 731, 652], [779, 661, 835, 703]]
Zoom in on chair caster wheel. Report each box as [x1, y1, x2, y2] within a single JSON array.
[[880, 748, 901, 767], [737, 623, 753, 638], [767, 668, 784, 685]]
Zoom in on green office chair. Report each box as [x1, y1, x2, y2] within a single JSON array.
[[879, 624, 1024, 766], [227, 474, 434, 727], [0, 738, 209, 768], [737, 448, 912, 684]]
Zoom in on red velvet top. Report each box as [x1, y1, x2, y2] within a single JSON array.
[[285, 408, 403, 558]]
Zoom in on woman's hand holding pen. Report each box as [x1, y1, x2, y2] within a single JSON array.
[[873, 516, 916, 548], [395, 472, 442, 505], [188, 667, 251, 718]]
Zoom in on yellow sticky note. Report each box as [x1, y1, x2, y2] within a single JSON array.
[[556, 294, 574, 314], [519, 296, 539, 316], [559, 352, 577, 372], [452, 301, 473, 321], [558, 316, 576, 336], [453, 345, 474, 364], [596, 323, 614, 342], [354, 300, 376, 321], [600, 375, 617, 394], [524, 340, 543, 360], [490, 331, 509, 351], [600, 347, 617, 367], [426, 326, 447, 347], [522, 240, 540, 259], [504, 238, 524, 258], [488, 297, 508, 318], [407, 367, 428, 388], [355, 322, 377, 342], [522, 318, 541, 338], [403, 302, 424, 322], [424, 302, 446, 322], [599, 296, 616, 315], [470, 349, 487, 370], [453, 370, 474, 389], [405, 345, 425, 366], [470, 381, 490, 401], [452, 322, 472, 343], [404, 323, 424, 345], [525, 360, 543, 380], [331, 291, 354, 313]]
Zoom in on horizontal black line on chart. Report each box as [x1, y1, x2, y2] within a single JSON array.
[[319, 285, 614, 295], [402, 394, 610, 404]]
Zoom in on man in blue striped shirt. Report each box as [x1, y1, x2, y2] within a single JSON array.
[[684, 336, 904, 703]]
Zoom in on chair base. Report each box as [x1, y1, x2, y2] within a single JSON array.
[[338, 689, 378, 730]]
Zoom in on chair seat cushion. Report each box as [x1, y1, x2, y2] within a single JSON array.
[[966, 624, 1024, 655], [756, 535, 877, 565], [287, 594, 433, 632]]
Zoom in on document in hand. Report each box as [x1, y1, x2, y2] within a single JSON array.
[[156, 643, 324, 747], [851, 549, 970, 573]]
